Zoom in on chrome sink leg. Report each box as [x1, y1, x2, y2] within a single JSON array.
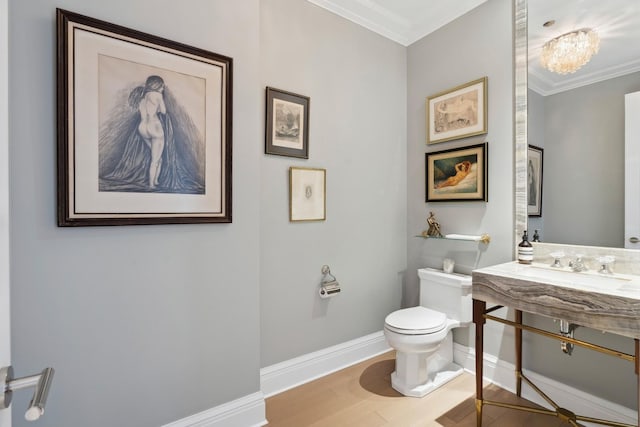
[[559, 320, 576, 355]]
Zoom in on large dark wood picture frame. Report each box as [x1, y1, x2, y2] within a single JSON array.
[[57, 9, 232, 226]]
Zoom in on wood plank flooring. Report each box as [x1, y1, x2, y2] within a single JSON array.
[[265, 351, 571, 426]]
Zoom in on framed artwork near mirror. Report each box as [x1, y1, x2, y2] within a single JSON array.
[[527, 145, 543, 217], [425, 143, 487, 202], [426, 77, 488, 144], [266, 87, 310, 159], [289, 167, 326, 222], [56, 9, 232, 226]]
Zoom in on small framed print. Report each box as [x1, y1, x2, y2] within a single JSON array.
[[289, 167, 325, 222], [426, 77, 488, 144], [527, 145, 543, 217], [266, 87, 310, 159], [425, 143, 488, 202]]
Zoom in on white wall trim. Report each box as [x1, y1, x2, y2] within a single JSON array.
[[161, 392, 267, 427], [260, 331, 391, 397], [453, 343, 637, 426], [167, 335, 636, 427]]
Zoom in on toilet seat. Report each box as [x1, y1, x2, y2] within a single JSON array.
[[384, 306, 447, 335]]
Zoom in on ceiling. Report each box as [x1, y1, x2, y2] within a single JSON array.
[[308, 0, 640, 95], [528, 0, 640, 95], [307, 0, 487, 46]]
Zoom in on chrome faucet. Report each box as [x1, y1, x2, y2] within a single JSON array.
[[597, 255, 615, 274], [568, 255, 587, 272]]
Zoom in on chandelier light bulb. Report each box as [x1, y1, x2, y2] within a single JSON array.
[[540, 28, 600, 75]]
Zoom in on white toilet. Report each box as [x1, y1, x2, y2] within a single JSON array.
[[383, 268, 472, 397]]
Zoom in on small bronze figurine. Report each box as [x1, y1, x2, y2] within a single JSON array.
[[424, 211, 443, 238]]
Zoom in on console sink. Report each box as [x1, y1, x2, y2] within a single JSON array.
[[472, 261, 640, 339], [488, 262, 637, 293]]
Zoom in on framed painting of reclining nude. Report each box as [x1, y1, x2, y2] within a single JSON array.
[[425, 143, 488, 202], [56, 9, 232, 226], [426, 77, 488, 145]]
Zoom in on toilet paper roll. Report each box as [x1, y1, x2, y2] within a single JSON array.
[[443, 258, 455, 273], [319, 281, 341, 298]]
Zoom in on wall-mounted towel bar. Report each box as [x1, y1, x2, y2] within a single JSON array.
[[1, 365, 55, 421]]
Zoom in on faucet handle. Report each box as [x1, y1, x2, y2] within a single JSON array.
[[596, 255, 615, 274], [549, 251, 565, 268]]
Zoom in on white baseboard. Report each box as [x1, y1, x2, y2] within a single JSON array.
[[453, 343, 638, 426], [260, 331, 392, 397], [162, 332, 389, 427], [163, 334, 636, 427], [161, 392, 267, 427]]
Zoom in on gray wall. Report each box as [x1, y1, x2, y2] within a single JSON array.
[[259, 0, 407, 366], [540, 71, 640, 247], [408, 5, 640, 410], [10, 0, 637, 424], [10, 0, 408, 425], [407, 0, 514, 353], [524, 72, 640, 409], [527, 89, 544, 236], [10, 1, 261, 426]]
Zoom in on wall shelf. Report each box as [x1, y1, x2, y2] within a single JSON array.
[[415, 233, 491, 244]]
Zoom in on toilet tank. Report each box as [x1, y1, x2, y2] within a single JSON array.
[[418, 268, 472, 324]]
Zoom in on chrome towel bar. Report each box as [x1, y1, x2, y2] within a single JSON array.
[[1, 365, 55, 421]]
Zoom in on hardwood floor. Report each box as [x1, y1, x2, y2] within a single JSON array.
[[265, 351, 571, 426]]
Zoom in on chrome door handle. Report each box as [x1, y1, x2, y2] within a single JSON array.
[[1, 366, 55, 421], [630, 237, 640, 243]]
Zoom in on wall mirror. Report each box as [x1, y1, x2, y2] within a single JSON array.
[[516, 0, 640, 249]]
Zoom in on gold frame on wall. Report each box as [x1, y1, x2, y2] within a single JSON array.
[[289, 167, 326, 222], [426, 77, 488, 144]]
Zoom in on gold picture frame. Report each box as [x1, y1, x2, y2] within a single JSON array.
[[426, 77, 488, 144], [289, 167, 326, 222]]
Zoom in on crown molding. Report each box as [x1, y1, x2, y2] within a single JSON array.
[[307, 0, 411, 45], [529, 57, 640, 96], [307, 0, 487, 47]]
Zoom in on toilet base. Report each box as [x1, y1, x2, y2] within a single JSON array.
[[389, 332, 463, 398], [391, 361, 463, 398]]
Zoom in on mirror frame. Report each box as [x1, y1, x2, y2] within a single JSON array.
[[514, 0, 528, 256]]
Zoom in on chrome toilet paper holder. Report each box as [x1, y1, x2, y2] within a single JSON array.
[[319, 265, 341, 298]]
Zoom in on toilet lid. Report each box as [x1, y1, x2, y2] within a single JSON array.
[[384, 306, 447, 335]]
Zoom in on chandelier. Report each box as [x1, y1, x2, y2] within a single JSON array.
[[540, 28, 600, 75]]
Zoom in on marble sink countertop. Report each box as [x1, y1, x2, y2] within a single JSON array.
[[472, 261, 640, 339]]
